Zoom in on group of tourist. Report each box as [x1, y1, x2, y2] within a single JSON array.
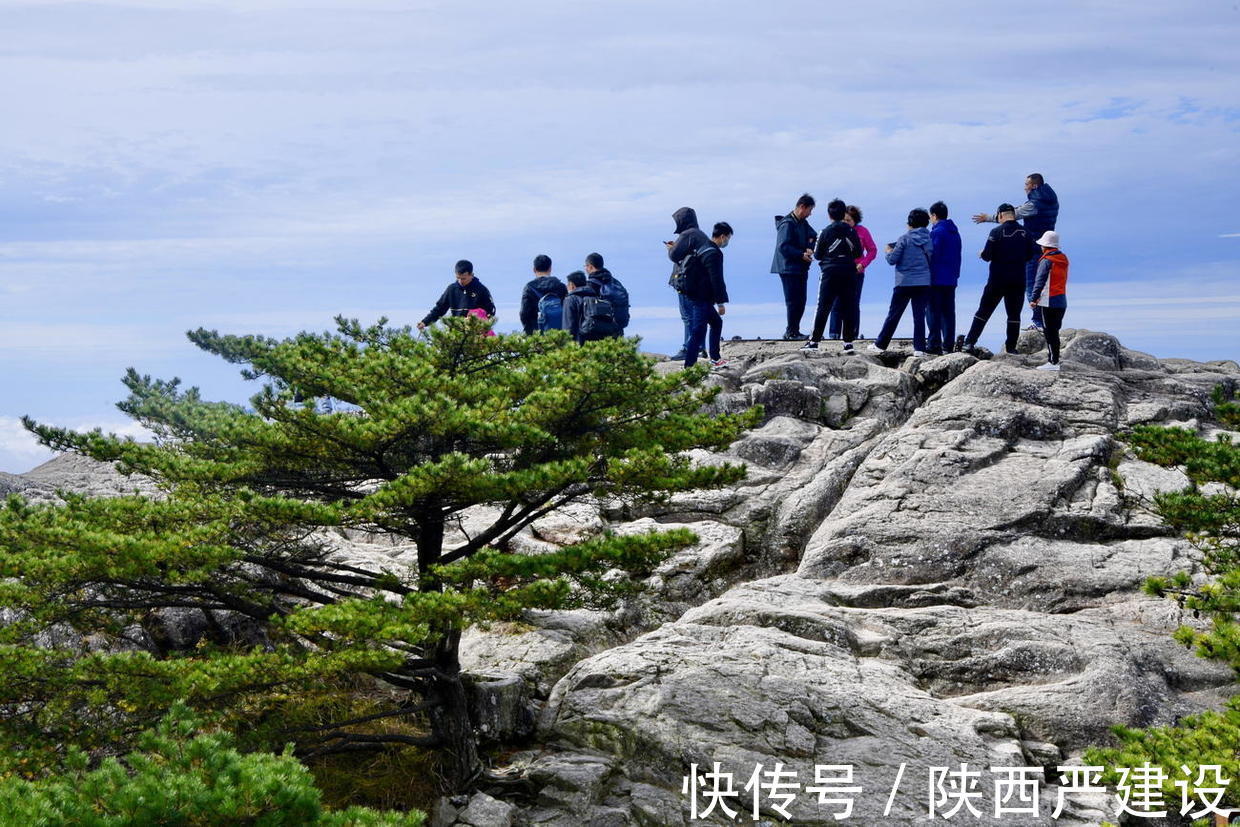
[[771, 174, 1067, 371], [415, 173, 1068, 372]]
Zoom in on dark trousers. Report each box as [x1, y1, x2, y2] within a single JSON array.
[[828, 270, 865, 339], [875, 285, 929, 351], [810, 268, 859, 342], [926, 285, 956, 353], [684, 300, 722, 367], [965, 276, 1025, 354], [1025, 259, 1044, 328], [677, 291, 692, 352], [1042, 306, 1065, 364], [779, 271, 809, 336]]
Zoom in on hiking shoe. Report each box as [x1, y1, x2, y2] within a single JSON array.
[[1025, 324, 1040, 331], [784, 331, 809, 341], [842, 342, 855, 354], [710, 358, 730, 368], [671, 349, 687, 360], [1036, 362, 1061, 371], [865, 343, 884, 354], [801, 341, 819, 350]]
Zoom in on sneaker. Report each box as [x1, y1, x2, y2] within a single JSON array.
[[1025, 324, 1039, 331], [962, 342, 979, 356], [954, 335, 966, 353], [785, 332, 809, 341], [912, 350, 926, 357], [710, 358, 730, 368], [700, 349, 709, 358], [671, 349, 687, 361], [865, 343, 884, 354], [842, 342, 854, 354], [1036, 362, 1061, 372], [801, 341, 818, 350]]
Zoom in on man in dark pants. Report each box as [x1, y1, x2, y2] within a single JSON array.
[[666, 206, 712, 360], [972, 173, 1058, 330], [962, 204, 1038, 355], [417, 259, 496, 330], [803, 199, 861, 353], [770, 193, 817, 340], [926, 201, 961, 354], [680, 222, 733, 368]]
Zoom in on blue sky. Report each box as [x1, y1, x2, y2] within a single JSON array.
[[2, 0, 1238, 472]]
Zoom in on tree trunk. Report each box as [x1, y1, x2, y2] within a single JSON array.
[[427, 627, 480, 790]]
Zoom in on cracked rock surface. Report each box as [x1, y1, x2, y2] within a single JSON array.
[[12, 329, 1239, 825]]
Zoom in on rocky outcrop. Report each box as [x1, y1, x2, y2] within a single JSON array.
[[13, 329, 1239, 826], [501, 331, 1238, 826]]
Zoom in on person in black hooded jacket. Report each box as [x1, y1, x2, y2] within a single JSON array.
[[666, 207, 712, 359], [518, 254, 567, 334], [583, 253, 630, 332], [669, 216, 732, 368]]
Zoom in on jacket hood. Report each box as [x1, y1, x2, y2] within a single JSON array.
[[529, 275, 566, 294], [673, 207, 699, 234], [933, 218, 960, 237], [570, 284, 600, 298], [907, 227, 933, 248], [588, 268, 614, 284]]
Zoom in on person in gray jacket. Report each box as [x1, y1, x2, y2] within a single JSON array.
[[867, 208, 934, 356]]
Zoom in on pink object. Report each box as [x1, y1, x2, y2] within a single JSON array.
[[467, 307, 497, 335], [854, 224, 878, 271]]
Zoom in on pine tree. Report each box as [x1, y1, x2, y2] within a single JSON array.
[[1087, 385, 1240, 812], [0, 317, 757, 789]]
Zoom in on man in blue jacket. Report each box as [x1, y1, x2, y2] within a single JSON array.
[[926, 201, 962, 355], [972, 173, 1059, 330], [770, 193, 817, 340]]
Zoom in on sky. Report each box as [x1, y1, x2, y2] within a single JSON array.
[[1, 0, 1238, 472]]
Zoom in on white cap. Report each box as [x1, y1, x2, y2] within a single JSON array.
[[1036, 230, 1060, 247]]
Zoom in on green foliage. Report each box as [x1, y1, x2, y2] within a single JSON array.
[[1086, 696, 1240, 814], [0, 317, 759, 786], [1092, 384, 1240, 806], [0, 704, 423, 825]]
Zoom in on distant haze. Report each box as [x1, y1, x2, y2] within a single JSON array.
[[2, 1, 1238, 471]]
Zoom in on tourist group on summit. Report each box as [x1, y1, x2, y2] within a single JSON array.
[[415, 173, 1069, 372]]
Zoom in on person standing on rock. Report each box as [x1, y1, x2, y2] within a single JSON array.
[[1030, 230, 1069, 372], [866, 208, 934, 357], [417, 260, 496, 331], [771, 193, 817, 340], [972, 173, 1059, 331], [678, 221, 733, 369], [803, 199, 862, 353], [666, 207, 712, 361], [562, 270, 617, 344], [961, 204, 1038, 355], [518, 254, 567, 334], [926, 201, 962, 355], [827, 205, 878, 340]]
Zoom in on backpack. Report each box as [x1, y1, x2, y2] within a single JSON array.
[[535, 289, 563, 332], [594, 278, 630, 328], [668, 249, 701, 294], [579, 296, 621, 340]]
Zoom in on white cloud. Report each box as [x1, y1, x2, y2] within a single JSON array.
[[0, 416, 152, 475]]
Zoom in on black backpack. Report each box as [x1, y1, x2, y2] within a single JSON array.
[[579, 296, 621, 340], [668, 249, 702, 294]]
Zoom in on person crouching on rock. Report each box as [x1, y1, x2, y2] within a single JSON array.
[[1030, 231, 1069, 372], [417, 259, 496, 331]]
